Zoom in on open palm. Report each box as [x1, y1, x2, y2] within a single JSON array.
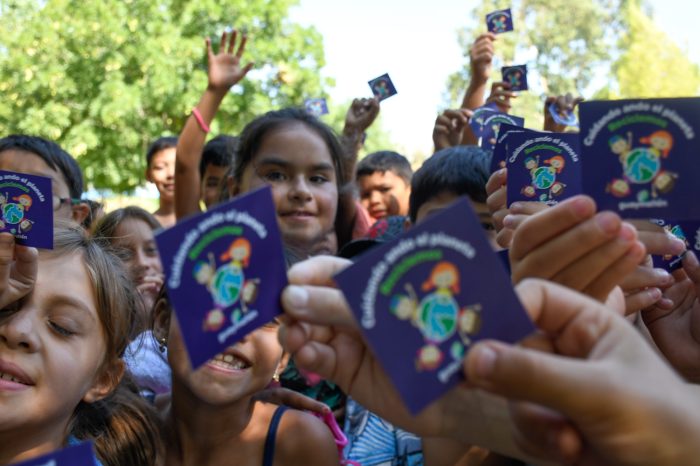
[[206, 30, 253, 91]]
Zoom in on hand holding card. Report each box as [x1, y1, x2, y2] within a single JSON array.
[[156, 186, 287, 368], [334, 197, 534, 413], [305, 98, 329, 117]]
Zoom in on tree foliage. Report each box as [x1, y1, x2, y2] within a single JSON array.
[[0, 0, 330, 191]]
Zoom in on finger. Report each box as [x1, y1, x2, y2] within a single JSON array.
[[278, 320, 334, 354], [485, 168, 507, 197], [294, 340, 340, 381], [496, 228, 513, 249], [241, 62, 254, 76], [205, 37, 213, 59], [228, 29, 237, 54], [582, 240, 646, 302], [620, 266, 674, 291], [288, 256, 352, 287], [13, 244, 38, 287], [282, 284, 357, 328], [625, 288, 664, 315], [509, 201, 549, 216], [637, 229, 686, 256], [0, 234, 16, 294], [236, 33, 249, 58], [219, 31, 227, 53], [509, 196, 598, 261]]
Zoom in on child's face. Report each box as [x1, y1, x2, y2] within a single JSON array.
[[0, 253, 118, 445], [112, 218, 163, 310], [166, 315, 284, 405], [201, 163, 229, 209], [610, 139, 628, 154], [238, 123, 338, 251], [357, 170, 411, 220], [146, 148, 176, 202], [414, 191, 499, 250], [651, 136, 670, 150], [0, 150, 79, 222]]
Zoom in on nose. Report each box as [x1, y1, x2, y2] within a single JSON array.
[[288, 175, 312, 202], [369, 190, 382, 205], [0, 307, 40, 352]]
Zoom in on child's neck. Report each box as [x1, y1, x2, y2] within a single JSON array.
[[167, 384, 259, 464], [153, 197, 175, 227], [0, 424, 66, 464]]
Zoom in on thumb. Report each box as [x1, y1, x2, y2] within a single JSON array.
[[465, 340, 596, 418]]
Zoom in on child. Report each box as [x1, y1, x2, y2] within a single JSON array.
[[92, 207, 171, 400], [0, 134, 89, 224], [409, 145, 496, 246], [151, 289, 340, 465], [200, 135, 238, 209], [146, 136, 178, 228], [0, 225, 160, 465], [355, 151, 412, 221]]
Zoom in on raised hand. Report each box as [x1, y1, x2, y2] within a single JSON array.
[[206, 29, 254, 93], [543, 94, 584, 132], [432, 108, 474, 151], [343, 97, 380, 135], [485, 81, 517, 113], [470, 33, 496, 84]]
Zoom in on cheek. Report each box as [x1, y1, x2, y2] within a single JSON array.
[[318, 185, 338, 225]]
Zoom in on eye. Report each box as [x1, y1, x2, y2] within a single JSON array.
[[379, 187, 391, 193], [310, 174, 329, 184], [144, 246, 159, 256], [49, 320, 75, 337], [262, 171, 288, 183]]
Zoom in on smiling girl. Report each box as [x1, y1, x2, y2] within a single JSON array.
[[0, 225, 160, 465]]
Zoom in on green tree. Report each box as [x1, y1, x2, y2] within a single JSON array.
[[0, 0, 330, 191], [598, 0, 700, 99], [445, 0, 623, 128]]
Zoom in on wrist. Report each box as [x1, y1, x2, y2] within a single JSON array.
[[205, 84, 230, 98]]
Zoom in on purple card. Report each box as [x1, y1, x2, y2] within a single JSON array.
[[489, 123, 531, 173], [11, 441, 97, 466], [0, 170, 53, 249], [478, 111, 525, 152], [549, 102, 579, 128], [469, 105, 499, 139], [305, 98, 329, 117], [368, 73, 398, 102], [501, 65, 528, 91], [580, 98, 700, 220], [334, 197, 534, 414], [649, 219, 700, 272], [156, 186, 287, 368], [506, 132, 582, 206], [486, 8, 514, 34]]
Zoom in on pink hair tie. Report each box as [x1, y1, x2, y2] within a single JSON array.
[[192, 107, 210, 133]]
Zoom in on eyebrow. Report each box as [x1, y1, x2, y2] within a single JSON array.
[[46, 295, 97, 323], [256, 157, 334, 172]]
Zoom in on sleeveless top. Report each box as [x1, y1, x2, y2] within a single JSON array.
[[262, 406, 287, 466]]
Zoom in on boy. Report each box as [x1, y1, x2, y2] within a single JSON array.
[[0, 134, 89, 224], [199, 135, 237, 209], [356, 151, 412, 221], [145, 136, 177, 227], [409, 145, 496, 247]]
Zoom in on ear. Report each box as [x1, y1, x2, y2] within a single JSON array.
[[71, 202, 90, 225], [276, 351, 290, 376], [83, 359, 125, 404], [145, 168, 153, 184], [152, 296, 171, 343]]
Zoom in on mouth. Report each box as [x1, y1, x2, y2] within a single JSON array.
[[369, 209, 387, 219], [280, 210, 316, 218], [0, 359, 34, 388], [205, 349, 252, 374]]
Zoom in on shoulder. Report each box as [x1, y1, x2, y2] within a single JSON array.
[[275, 409, 340, 465]]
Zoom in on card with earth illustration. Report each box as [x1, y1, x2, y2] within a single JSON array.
[[580, 98, 700, 220], [0, 170, 53, 249], [506, 132, 582, 206], [486, 8, 514, 34], [304, 98, 329, 117], [334, 196, 534, 414], [368, 73, 398, 102], [489, 122, 531, 173], [156, 186, 287, 368], [475, 110, 525, 153], [501, 65, 528, 91]]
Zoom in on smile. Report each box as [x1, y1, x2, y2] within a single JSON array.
[[205, 352, 252, 374]]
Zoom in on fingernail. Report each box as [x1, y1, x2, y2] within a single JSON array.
[[509, 202, 523, 213], [669, 236, 687, 255], [595, 212, 620, 235], [647, 287, 662, 301], [617, 224, 636, 242], [472, 345, 497, 379], [654, 269, 674, 286], [658, 297, 675, 309], [284, 285, 309, 310], [570, 197, 592, 218], [0, 234, 13, 246], [503, 214, 516, 229], [686, 251, 699, 268]]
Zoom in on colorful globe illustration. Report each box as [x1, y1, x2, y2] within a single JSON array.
[[624, 148, 660, 184], [417, 293, 458, 343], [211, 263, 244, 308], [532, 167, 556, 190], [2, 203, 24, 225]]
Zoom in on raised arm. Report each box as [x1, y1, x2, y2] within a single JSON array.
[[175, 30, 253, 220], [461, 33, 496, 111]]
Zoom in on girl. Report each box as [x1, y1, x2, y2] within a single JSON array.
[[0, 225, 160, 465], [146, 136, 178, 228], [93, 207, 171, 400], [151, 289, 340, 466]]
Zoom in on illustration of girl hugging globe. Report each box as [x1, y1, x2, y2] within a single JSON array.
[[606, 129, 678, 201], [194, 237, 260, 332], [390, 261, 482, 371]]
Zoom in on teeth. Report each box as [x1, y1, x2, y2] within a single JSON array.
[[209, 355, 250, 370], [0, 372, 20, 383]]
